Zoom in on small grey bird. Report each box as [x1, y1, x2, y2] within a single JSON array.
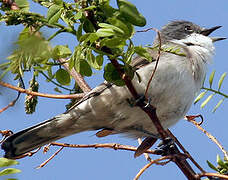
[[1, 20, 225, 159]]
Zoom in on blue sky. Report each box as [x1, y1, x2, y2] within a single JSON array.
[[0, 0, 228, 179]]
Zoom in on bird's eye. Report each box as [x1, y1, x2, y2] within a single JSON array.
[[184, 25, 194, 33]]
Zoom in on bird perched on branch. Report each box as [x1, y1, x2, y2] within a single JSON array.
[[1, 20, 226, 159]]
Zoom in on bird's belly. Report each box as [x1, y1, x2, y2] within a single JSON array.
[[109, 71, 196, 137]]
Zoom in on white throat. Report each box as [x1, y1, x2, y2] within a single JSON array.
[[169, 33, 215, 91]]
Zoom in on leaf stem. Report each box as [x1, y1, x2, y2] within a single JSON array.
[[201, 87, 228, 98], [39, 71, 74, 91]]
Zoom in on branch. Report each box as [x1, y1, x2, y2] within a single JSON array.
[[0, 81, 86, 99], [37, 146, 64, 169], [33, 142, 159, 169], [166, 129, 206, 173], [197, 172, 228, 179], [102, 27, 197, 178], [58, 58, 92, 93], [50, 142, 158, 155], [185, 115, 228, 159], [134, 156, 172, 180], [142, 28, 162, 99]]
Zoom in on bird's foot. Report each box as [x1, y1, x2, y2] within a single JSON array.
[[154, 137, 179, 156], [127, 95, 152, 108]]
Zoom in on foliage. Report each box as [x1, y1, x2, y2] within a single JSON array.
[[194, 71, 227, 112], [0, 158, 21, 178], [0, 0, 151, 108], [207, 155, 228, 175]]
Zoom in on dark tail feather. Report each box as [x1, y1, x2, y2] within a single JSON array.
[[1, 112, 88, 159]]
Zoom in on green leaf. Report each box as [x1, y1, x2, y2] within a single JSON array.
[[0, 158, 19, 168], [87, 33, 99, 43], [55, 69, 71, 85], [117, 0, 146, 27], [194, 91, 207, 104], [96, 28, 115, 37], [212, 98, 224, 113], [47, 5, 63, 24], [98, 23, 124, 35], [86, 50, 102, 70], [206, 160, 219, 171], [0, 168, 21, 176], [54, 0, 63, 5], [15, 0, 29, 11], [75, 59, 92, 77], [102, 37, 126, 48], [218, 72, 227, 91], [76, 23, 83, 41], [217, 155, 227, 169], [200, 94, 214, 109], [217, 154, 226, 168], [52, 45, 72, 60], [104, 63, 125, 86], [134, 46, 152, 61], [83, 19, 95, 33], [94, 55, 104, 70], [209, 70, 215, 88], [108, 17, 134, 38]]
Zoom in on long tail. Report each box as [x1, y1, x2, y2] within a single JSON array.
[[1, 111, 94, 159]]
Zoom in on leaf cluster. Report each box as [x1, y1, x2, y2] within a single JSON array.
[[0, 158, 21, 178], [207, 155, 228, 175], [0, 0, 150, 88], [194, 71, 227, 112]]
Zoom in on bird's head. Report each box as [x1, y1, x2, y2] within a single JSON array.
[[154, 20, 226, 51]]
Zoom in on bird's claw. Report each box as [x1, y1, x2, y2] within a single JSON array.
[[155, 137, 178, 156], [127, 95, 152, 108]]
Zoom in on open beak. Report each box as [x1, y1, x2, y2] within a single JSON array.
[[211, 37, 226, 42], [201, 26, 222, 36], [201, 26, 226, 42]]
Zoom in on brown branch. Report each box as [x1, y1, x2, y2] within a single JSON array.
[[134, 156, 172, 180], [49, 142, 159, 155], [185, 115, 228, 159], [144, 28, 162, 99], [0, 81, 86, 99], [37, 146, 64, 169], [197, 172, 228, 179], [108, 48, 198, 179], [0, 98, 17, 113], [58, 58, 92, 93], [166, 129, 206, 173]]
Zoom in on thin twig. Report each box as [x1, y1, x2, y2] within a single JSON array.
[[166, 129, 206, 173], [40, 71, 74, 91], [58, 58, 92, 93], [0, 81, 86, 99], [134, 156, 172, 180], [0, 98, 17, 113], [185, 116, 228, 159], [143, 28, 162, 99], [37, 146, 64, 169], [50, 142, 158, 155], [197, 172, 228, 179]]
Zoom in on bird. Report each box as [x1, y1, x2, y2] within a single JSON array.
[[1, 20, 226, 159]]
